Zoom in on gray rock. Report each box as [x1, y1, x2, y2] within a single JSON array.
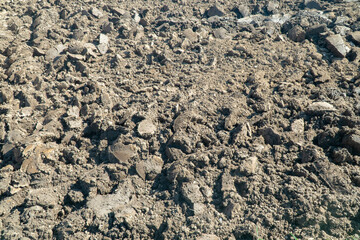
[[306, 24, 327, 38], [144, 155, 164, 180], [181, 181, 204, 205], [259, 127, 282, 145], [342, 134, 360, 155], [266, 1, 279, 14], [213, 27, 228, 39], [207, 4, 225, 17], [137, 119, 156, 138], [236, 5, 250, 18], [108, 143, 137, 164], [304, 0, 322, 10], [239, 156, 258, 176], [325, 34, 350, 58], [97, 33, 109, 55], [332, 147, 352, 164], [288, 25, 306, 42], [102, 22, 114, 34], [90, 7, 103, 18], [349, 31, 360, 46], [306, 102, 336, 115], [183, 28, 198, 42]]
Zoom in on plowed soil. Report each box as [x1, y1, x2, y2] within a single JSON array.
[[0, 0, 360, 239]]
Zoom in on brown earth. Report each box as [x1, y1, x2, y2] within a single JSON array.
[[0, 0, 360, 239]]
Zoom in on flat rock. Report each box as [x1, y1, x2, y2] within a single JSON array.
[[306, 102, 336, 115], [197, 234, 220, 240], [108, 143, 137, 164], [137, 119, 156, 138], [325, 34, 350, 58], [349, 31, 360, 46]]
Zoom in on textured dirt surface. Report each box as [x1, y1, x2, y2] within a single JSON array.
[[1, 0, 360, 239]]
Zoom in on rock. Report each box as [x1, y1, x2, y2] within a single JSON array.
[[90, 7, 103, 18], [236, 5, 250, 18], [288, 26, 306, 42], [306, 24, 327, 38], [183, 28, 198, 42], [102, 21, 114, 34], [306, 102, 336, 115], [332, 147, 352, 164], [300, 146, 321, 163], [207, 4, 225, 17], [342, 134, 360, 155], [197, 234, 220, 240], [144, 155, 164, 180], [181, 181, 204, 205], [259, 127, 282, 145], [291, 119, 305, 134], [304, 0, 322, 10], [266, 1, 279, 14], [108, 143, 137, 165], [349, 31, 360, 46], [213, 28, 228, 39], [224, 201, 241, 219], [353, 176, 360, 187], [239, 156, 258, 176], [325, 34, 350, 58], [137, 119, 156, 138], [87, 178, 134, 217], [97, 33, 109, 55], [135, 161, 146, 180], [221, 172, 236, 193]]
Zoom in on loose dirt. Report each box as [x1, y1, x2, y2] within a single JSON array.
[[0, 0, 360, 239]]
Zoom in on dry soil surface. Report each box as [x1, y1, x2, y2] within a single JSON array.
[[1, 0, 360, 239]]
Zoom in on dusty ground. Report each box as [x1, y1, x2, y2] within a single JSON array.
[[0, 0, 360, 239]]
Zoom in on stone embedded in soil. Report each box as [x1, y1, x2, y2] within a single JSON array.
[[236, 5, 250, 18], [332, 147, 352, 164], [291, 119, 305, 134], [304, 0, 322, 10], [239, 156, 258, 176], [207, 4, 225, 17], [97, 33, 109, 55], [325, 34, 350, 58], [181, 181, 204, 205], [137, 119, 156, 138], [349, 31, 360, 46], [306, 102, 336, 115], [288, 25, 306, 42], [213, 27, 228, 39], [259, 127, 282, 145], [90, 7, 103, 18], [144, 155, 164, 180], [183, 28, 198, 42], [108, 143, 137, 164], [197, 234, 220, 240], [342, 134, 360, 155], [306, 24, 327, 38]]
